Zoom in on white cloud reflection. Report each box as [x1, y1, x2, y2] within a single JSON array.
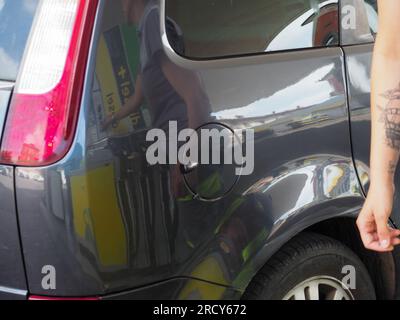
[[0, 47, 18, 78], [23, 0, 38, 14]]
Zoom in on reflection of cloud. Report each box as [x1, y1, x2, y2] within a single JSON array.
[[347, 57, 370, 93], [214, 64, 334, 119], [266, 8, 314, 51], [23, 0, 37, 14], [266, 0, 337, 52], [0, 0, 4, 12], [25, 123, 46, 146], [0, 48, 18, 78]]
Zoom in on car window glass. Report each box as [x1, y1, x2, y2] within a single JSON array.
[[165, 0, 339, 59], [0, 0, 39, 81]]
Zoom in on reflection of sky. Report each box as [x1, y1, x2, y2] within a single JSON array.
[[266, 0, 337, 52], [266, 8, 314, 51], [214, 64, 335, 120], [0, 0, 39, 80], [347, 56, 370, 93], [365, 3, 378, 34]]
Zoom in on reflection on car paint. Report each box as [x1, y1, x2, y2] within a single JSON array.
[[12, 0, 366, 298]]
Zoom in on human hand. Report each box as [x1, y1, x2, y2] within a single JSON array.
[[102, 114, 116, 131], [357, 182, 400, 252]]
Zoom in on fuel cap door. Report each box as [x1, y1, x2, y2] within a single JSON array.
[[180, 123, 244, 201]]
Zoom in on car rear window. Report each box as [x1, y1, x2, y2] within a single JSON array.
[[0, 0, 39, 81], [165, 0, 339, 60]]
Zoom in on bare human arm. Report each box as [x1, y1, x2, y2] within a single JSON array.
[[103, 58, 210, 131], [102, 74, 144, 129], [357, 0, 400, 251], [158, 55, 211, 196]]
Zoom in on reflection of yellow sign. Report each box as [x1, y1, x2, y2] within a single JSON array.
[[179, 255, 228, 300], [71, 164, 128, 269]]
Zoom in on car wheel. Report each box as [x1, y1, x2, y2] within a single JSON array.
[[242, 232, 376, 300]]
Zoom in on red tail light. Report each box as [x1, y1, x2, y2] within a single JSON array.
[[0, 0, 99, 166]]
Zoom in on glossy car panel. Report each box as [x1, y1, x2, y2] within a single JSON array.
[[0, 83, 27, 298], [104, 278, 242, 300], [342, 44, 372, 191], [0, 165, 27, 295], [10, 0, 368, 298]]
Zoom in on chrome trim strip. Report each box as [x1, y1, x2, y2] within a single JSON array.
[[0, 81, 14, 90], [0, 285, 27, 297]]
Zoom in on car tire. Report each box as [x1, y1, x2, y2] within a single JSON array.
[[242, 232, 376, 300]]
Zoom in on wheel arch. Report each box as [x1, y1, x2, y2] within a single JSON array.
[[240, 216, 398, 300]]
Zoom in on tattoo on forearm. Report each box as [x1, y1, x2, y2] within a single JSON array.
[[378, 83, 400, 150]]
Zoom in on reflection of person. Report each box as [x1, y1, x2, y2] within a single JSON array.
[[357, 1, 400, 252], [103, 0, 210, 132]]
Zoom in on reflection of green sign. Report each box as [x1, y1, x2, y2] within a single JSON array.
[[95, 24, 150, 136], [121, 24, 141, 80]]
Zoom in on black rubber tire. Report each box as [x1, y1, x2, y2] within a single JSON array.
[[242, 232, 376, 300]]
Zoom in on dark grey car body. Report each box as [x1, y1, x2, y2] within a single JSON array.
[[0, 0, 398, 300]]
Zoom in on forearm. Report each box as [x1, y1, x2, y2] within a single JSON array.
[[370, 39, 400, 187], [114, 75, 144, 121], [161, 59, 210, 129], [356, 0, 400, 253], [114, 94, 143, 121]]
